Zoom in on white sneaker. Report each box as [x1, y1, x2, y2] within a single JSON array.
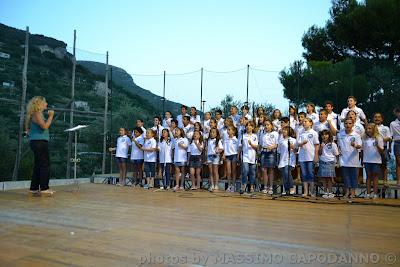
[[267, 188, 273, 195], [281, 191, 287, 196], [209, 186, 214, 192], [214, 185, 219, 191], [301, 193, 308, 198], [322, 193, 329, 199], [364, 194, 370, 199], [328, 193, 335, 198], [166, 186, 170, 190], [289, 188, 295, 195], [262, 189, 268, 194], [373, 194, 378, 199], [160, 186, 164, 190], [173, 185, 179, 191], [179, 186, 184, 190]]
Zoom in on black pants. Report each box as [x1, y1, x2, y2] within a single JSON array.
[[30, 140, 50, 191]]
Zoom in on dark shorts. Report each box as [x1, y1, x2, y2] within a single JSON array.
[[364, 163, 381, 174], [144, 162, 156, 177], [116, 157, 128, 163], [174, 162, 186, 167], [260, 151, 276, 168], [189, 155, 202, 168], [342, 167, 358, 188], [130, 159, 144, 164], [207, 154, 221, 165], [225, 154, 238, 162], [394, 141, 400, 156]]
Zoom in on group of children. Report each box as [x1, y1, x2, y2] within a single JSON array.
[[111, 97, 400, 201]]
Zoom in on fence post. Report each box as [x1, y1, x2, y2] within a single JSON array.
[[101, 51, 109, 174], [12, 26, 29, 181], [66, 29, 76, 179]]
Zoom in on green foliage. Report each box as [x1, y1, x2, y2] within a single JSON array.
[[280, 0, 400, 121]]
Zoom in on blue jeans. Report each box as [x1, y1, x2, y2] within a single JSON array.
[[342, 167, 358, 188], [279, 166, 293, 192], [241, 162, 256, 185], [160, 163, 172, 187], [299, 161, 315, 182]]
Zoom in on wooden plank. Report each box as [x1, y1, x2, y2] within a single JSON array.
[[0, 184, 399, 267]]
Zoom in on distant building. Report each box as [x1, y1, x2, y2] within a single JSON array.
[[2, 81, 15, 88], [94, 81, 110, 96], [0, 52, 10, 59], [74, 101, 90, 111]]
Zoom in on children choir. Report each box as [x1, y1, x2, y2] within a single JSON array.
[[111, 96, 400, 201]]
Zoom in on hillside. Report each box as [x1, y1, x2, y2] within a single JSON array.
[[78, 61, 182, 115], [0, 22, 169, 180]]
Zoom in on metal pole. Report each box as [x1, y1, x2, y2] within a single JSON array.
[[66, 29, 76, 179], [200, 67, 203, 116], [101, 51, 109, 174], [12, 26, 29, 181], [162, 70, 166, 117], [74, 131, 77, 181], [246, 64, 249, 104], [110, 67, 113, 140]]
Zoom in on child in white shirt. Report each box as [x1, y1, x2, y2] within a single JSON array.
[[338, 118, 362, 201], [239, 122, 259, 194], [141, 129, 157, 189], [362, 123, 384, 199], [110, 127, 131, 186]]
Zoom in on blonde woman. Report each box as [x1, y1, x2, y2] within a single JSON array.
[[25, 96, 55, 196]]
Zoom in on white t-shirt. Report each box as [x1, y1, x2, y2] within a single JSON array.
[[207, 138, 223, 156], [230, 114, 241, 127], [298, 128, 319, 162], [188, 141, 203, 156], [190, 115, 201, 125], [307, 113, 319, 124], [352, 123, 365, 136], [240, 133, 258, 164], [244, 113, 253, 121], [261, 131, 279, 149], [216, 118, 225, 131], [319, 142, 339, 163], [278, 137, 297, 168], [130, 135, 144, 160], [337, 130, 362, 167], [176, 113, 189, 128], [158, 139, 173, 164], [173, 137, 189, 163], [203, 119, 211, 138], [220, 127, 229, 141], [151, 125, 164, 141], [116, 135, 131, 158], [272, 119, 281, 131], [295, 124, 305, 140], [377, 124, 392, 147], [327, 112, 338, 130], [289, 115, 298, 130], [340, 106, 366, 124], [390, 119, 400, 141], [143, 138, 157, 162], [313, 120, 334, 133], [223, 136, 239, 156], [362, 136, 383, 164], [162, 118, 172, 130], [183, 124, 194, 140]]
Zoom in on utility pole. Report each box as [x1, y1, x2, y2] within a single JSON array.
[[101, 51, 109, 174], [66, 29, 76, 179], [12, 26, 29, 181]]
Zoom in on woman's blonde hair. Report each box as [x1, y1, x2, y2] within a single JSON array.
[[363, 123, 380, 140], [25, 96, 46, 130]]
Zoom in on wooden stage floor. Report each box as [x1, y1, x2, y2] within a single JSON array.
[[0, 184, 399, 267]]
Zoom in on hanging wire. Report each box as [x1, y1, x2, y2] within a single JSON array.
[[204, 67, 247, 74]]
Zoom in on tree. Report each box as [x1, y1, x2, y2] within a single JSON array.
[[280, 0, 400, 120]]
